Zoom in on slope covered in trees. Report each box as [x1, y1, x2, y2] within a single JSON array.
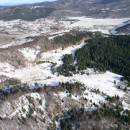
[[57, 33, 130, 81]]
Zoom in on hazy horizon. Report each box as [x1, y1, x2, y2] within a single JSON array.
[[0, 0, 56, 6]]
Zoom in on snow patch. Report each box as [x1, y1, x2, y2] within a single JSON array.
[[68, 17, 129, 34], [19, 47, 40, 62], [10, 93, 46, 119], [0, 42, 126, 108]]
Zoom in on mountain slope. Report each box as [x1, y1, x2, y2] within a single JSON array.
[[0, 6, 55, 20], [53, 0, 130, 18], [0, 0, 130, 20]]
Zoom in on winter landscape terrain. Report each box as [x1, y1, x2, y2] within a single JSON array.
[[0, 0, 130, 130]]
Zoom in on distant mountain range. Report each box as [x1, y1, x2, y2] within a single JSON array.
[[0, 0, 130, 20]]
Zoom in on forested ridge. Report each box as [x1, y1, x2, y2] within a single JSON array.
[[57, 33, 130, 82], [52, 31, 92, 48]]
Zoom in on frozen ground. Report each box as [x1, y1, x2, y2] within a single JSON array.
[[0, 17, 129, 49], [0, 17, 129, 111], [0, 17, 129, 130], [0, 18, 68, 49], [67, 17, 130, 34], [111, 20, 130, 34], [0, 42, 126, 108], [19, 46, 40, 62]]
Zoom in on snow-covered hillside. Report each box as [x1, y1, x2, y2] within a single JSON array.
[[0, 17, 129, 109], [0, 17, 130, 130], [0, 41, 127, 109], [0, 17, 129, 49], [67, 17, 129, 34]]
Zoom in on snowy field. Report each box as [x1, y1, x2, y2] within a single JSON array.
[[0, 42, 126, 108], [0, 17, 129, 49], [19, 46, 40, 62], [67, 17, 130, 34], [111, 20, 130, 34], [0, 17, 129, 109], [0, 18, 68, 49]]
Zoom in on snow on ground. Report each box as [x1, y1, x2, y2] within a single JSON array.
[[0, 18, 67, 49], [58, 91, 80, 101], [58, 71, 124, 105], [0, 17, 129, 121], [0, 35, 32, 49], [0, 63, 15, 76], [0, 17, 129, 49], [0, 42, 126, 107], [41, 42, 85, 67], [9, 93, 46, 119], [83, 89, 106, 105], [0, 38, 33, 49], [48, 33, 64, 40], [48, 29, 70, 40], [19, 46, 40, 62], [9, 63, 53, 83], [73, 71, 124, 97], [111, 20, 130, 34], [67, 16, 130, 34], [58, 92, 68, 99], [0, 17, 129, 50], [0, 42, 85, 82]]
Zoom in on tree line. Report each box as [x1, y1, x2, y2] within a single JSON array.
[[57, 33, 130, 82]]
